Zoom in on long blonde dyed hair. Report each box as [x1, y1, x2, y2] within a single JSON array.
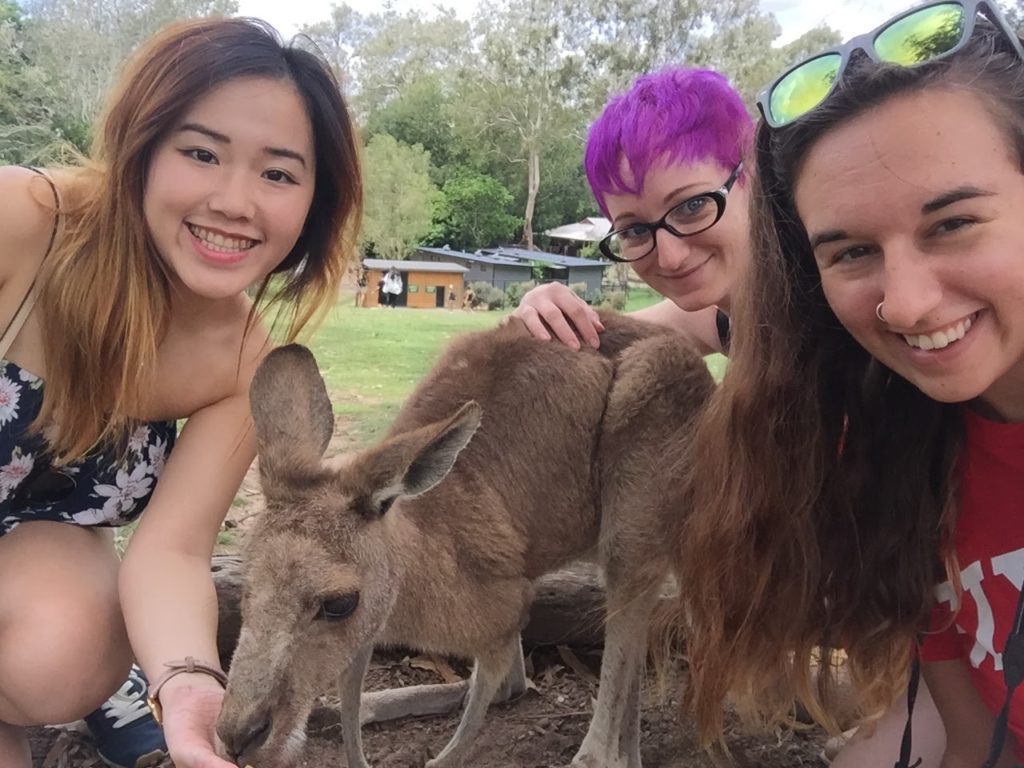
[[36, 18, 362, 461]]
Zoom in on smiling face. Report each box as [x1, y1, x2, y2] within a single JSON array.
[[143, 76, 316, 302], [603, 158, 751, 312], [795, 88, 1024, 420]]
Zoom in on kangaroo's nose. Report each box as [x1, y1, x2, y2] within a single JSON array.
[[224, 713, 272, 764]]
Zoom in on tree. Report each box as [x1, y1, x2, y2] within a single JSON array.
[[1006, 0, 1024, 35], [427, 170, 519, 250], [298, 0, 840, 253], [461, 0, 590, 251], [361, 134, 439, 261], [576, 0, 707, 103], [301, 4, 470, 120], [298, 2, 373, 94], [0, 2, 57, 163], [0, 0, 19, 23], [687, 0, 784, 104], [18, 0, 238, 150], [364, 75, 460, 184]]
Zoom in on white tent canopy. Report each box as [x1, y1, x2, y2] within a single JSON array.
[[544, 216, 611, 243]]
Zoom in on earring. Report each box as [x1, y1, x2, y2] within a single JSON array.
[[875, 302, 887, 323]]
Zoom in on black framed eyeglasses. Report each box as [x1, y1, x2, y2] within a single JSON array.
[[598, 163, 743, 263], [756, 0, 1024, 129], [9, 463, 76, 510]]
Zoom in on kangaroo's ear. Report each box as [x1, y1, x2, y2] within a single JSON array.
[[355, 401, 482, 517], [401, 401, 482, 497], [250, 345, 334, 477]]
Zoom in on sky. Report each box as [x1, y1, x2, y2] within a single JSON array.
[[237, 0, 911, 45]]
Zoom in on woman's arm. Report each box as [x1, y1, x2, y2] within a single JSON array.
[[512, 282, 722, 354], [924, 659, 1019, 767], [119, 382, 260, 767]]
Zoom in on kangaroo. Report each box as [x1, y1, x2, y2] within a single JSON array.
[[216, 311, 714, 768]]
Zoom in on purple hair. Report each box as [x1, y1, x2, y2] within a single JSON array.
[[585, 68, 753, 216]]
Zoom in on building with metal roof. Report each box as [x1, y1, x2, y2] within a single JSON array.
[[416, 245, 610, 296], [361, 258, 469, 309], [415, 247, 534, 293]]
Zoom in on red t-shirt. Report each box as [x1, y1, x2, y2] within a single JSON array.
[[920, 409, 1024, 753]]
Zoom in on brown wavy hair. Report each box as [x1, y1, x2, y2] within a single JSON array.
[[37, 17, 362, 460], [677, 21, 1024, 744]]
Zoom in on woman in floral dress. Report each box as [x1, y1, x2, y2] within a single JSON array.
[[0, 17, 361, 768]]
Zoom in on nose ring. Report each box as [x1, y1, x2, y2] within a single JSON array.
[[875, 302, 887, 323]]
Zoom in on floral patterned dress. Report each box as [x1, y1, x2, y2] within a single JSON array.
[[0, 358, 176, 536]]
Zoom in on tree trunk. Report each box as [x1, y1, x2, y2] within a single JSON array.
[[522, 145, 540, 251]]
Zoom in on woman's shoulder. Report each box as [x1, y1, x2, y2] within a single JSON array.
[[153, 296, 274, 417], [0, 166, 60, 284]]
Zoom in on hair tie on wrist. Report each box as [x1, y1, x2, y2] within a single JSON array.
[[146, 656, 228, 724]]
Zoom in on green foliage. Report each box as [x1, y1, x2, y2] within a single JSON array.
[[0, 0, 19, 24], [301, 6, 471, 121], [0, 13, 60, 163], [568, 281, 588, 300], [2, 0, 239, 162], [364, 76, 458, 182], [5, 0, 844, 223], [503, 280, 536, 308], [689, 10, 840, 106], [1007, 0, 1024, 35], [427, 170, 520, 250], [469, 281, 506, 310], [361, 134, 439, 261]]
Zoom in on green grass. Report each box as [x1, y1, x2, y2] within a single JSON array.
[[705, 353, 727, 381], [307, 302, 505, 443], [305, 293, 727, 445], [623, 285, 663, 312]]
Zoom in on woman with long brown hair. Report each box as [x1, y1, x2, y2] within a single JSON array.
[[681, 1, 1024, 764], [0, 17, 361, 768]]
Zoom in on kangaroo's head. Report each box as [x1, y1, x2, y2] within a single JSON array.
[[216, 344, 480, 768]]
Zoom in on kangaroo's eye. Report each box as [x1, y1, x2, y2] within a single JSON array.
[[315, 593, 360, 621]]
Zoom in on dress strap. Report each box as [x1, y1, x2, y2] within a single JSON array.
[[0, 167, 61, 360]]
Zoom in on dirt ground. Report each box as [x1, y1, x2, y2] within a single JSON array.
[[28, 647, 831, 768], [26, 418, 834, 768]]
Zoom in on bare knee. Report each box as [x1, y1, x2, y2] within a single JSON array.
[[0, 523, 128, 725], [0, 586, 131, 725]]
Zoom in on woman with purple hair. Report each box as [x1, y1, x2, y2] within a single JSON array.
[[514, 68, 750, 353], [516, 66, 948, 765]]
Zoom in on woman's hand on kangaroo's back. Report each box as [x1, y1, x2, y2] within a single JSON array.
[[0, 166, 58, 298]]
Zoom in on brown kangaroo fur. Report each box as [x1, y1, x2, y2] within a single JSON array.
[[216, 311, 714, 768]]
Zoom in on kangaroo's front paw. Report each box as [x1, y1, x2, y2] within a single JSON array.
[[569, 749, 629, 768]]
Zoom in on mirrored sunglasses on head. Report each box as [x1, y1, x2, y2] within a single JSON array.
[[756, 0, 1024, 129]]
